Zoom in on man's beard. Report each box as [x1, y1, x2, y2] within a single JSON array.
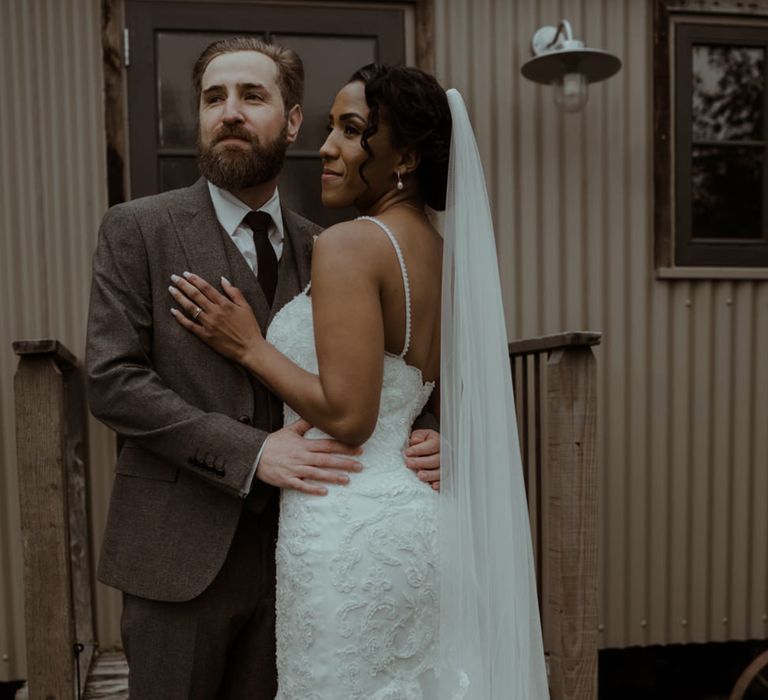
[[198, 122, 289, 191]]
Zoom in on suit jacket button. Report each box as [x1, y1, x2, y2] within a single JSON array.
[[238, 415, 252, 425]]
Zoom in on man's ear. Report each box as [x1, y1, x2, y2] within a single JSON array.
[[286, 104, 303, 144], [398, 149, 421, 176]]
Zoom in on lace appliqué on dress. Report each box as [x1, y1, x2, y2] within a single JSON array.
[[269, 291, 439, 699]]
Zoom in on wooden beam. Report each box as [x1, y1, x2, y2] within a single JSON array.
[[63, 359, 96, 695], [14, 341, 94, 700], [653, 0, 673, 268], [415, 0, 435, 74], [508, 331, 602, 358], [12, 339, 77, 366], [101, 0, 128, 205], [15, 354, 76, 699], [544, 347, 599, 700]]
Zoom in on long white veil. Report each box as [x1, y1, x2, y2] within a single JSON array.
[[438, 89, 550, 699]]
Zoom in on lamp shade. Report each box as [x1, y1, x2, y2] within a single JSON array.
[[521, 47, 621, 85]]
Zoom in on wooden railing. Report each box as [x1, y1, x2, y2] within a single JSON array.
[[510, 332, 601, 700], [13, 340, 95, 700], [14, 334, 600, 700]]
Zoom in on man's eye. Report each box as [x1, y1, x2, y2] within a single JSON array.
[[245, 93, 263, 101], [206, 95, 223, 104]]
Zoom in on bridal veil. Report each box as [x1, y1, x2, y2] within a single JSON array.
[[438, 89, 550, 699]]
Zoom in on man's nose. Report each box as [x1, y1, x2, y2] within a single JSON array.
[[222, 98, 245, 123]]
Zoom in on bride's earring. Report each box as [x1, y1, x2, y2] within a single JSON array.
[[396, 171, 404, 191]]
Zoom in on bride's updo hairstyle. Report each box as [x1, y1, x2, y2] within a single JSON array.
[[349, 64, 452, 211]]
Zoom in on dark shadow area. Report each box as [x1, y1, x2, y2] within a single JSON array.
[[600, 640, 768, 700], [0, 682, 24, 700]]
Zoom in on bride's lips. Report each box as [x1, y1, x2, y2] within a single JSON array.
[[321, 169, 342, 182]]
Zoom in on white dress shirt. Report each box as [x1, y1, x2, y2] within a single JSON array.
[[206, 180, 284, 496], [207, 180, 285, 269]]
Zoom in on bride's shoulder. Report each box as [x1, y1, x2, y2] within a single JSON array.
[[313, 218, 391, 261]]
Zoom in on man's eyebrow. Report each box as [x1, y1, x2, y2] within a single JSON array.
[[239, 82, 268, 91], [202, 82, 269, 94]]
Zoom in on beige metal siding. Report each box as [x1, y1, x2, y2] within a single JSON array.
[[0, 0, 121, 680], [434, 0, 768, 649]]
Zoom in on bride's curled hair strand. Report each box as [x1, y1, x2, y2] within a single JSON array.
[[348, 64, 452, 211]]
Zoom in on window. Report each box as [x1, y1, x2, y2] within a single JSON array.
[[654, 1, 768, 272]]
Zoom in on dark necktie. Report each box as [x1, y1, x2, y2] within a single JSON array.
[[244, 210, 278, 306]]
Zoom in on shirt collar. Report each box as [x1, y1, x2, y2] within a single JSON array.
[[206, 180, 285, 241]]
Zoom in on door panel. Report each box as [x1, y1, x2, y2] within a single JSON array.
[[274, 34, 377, 152], [274, 34, 377, 226], [157, 31, 242, 148]]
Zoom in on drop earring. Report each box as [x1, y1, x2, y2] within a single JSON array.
[[396, 171, 404, 191]]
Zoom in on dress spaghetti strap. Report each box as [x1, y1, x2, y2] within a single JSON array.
[[356, 216, 412, 359]]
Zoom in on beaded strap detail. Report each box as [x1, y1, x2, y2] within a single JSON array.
[[356, 216, 412, 359]]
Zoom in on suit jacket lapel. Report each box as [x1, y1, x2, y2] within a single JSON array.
[[168, 178, 229, 285], [267, 207, 313, 325], [218, 229, 272, 330], [169, 180, 315, 330], [169, 178, 271, 330], [281, 208, 314, 283]]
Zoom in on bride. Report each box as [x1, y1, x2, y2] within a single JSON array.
[[171, 63, 548, 699]]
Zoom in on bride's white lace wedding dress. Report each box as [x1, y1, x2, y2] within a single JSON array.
[[267, 216, 440, 700]]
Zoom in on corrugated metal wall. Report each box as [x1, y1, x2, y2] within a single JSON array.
[[434, 0, 768, 649], [0, 0, 121, 681]]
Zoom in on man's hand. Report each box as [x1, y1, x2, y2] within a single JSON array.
[[257, 419, 362, 495], [405, 428, 440, 491]]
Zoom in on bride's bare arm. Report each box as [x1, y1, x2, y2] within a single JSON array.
[[169, 223, 386, 446], [243, 225, 384, 444]]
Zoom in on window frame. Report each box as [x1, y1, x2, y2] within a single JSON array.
[[654, 0, 768, 278]]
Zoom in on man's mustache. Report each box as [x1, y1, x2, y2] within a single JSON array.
[[213, 126, 257, 145]]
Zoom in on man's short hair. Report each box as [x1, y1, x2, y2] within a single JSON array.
[[193, 36, 304, 111]]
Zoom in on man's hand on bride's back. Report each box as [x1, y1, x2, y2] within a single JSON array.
[[257, 419, 363, 496], [405, 429, 441, 492]]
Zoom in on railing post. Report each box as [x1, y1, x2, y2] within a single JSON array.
[[13, 340, 94, 700], [545, 346, 599, 700]]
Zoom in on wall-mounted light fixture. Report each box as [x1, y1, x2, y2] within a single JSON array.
[[520, 20, 621, 113]]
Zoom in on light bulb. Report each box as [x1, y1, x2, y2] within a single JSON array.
[[553, 72, 588, 112]]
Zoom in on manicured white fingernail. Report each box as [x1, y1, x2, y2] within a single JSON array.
[[182, 271, 192, 278], [221, 276, 231, 285], [170, 274, 180, 283], [168, 285, 177, 294], [170, 308, 177, 315]]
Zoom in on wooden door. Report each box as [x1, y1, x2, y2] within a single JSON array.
[[124, 0, 408, 226]]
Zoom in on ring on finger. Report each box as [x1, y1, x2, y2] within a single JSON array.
[[193, 306, 203, 321]]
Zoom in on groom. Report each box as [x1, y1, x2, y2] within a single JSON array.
[[86, 37, 440, 699]]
